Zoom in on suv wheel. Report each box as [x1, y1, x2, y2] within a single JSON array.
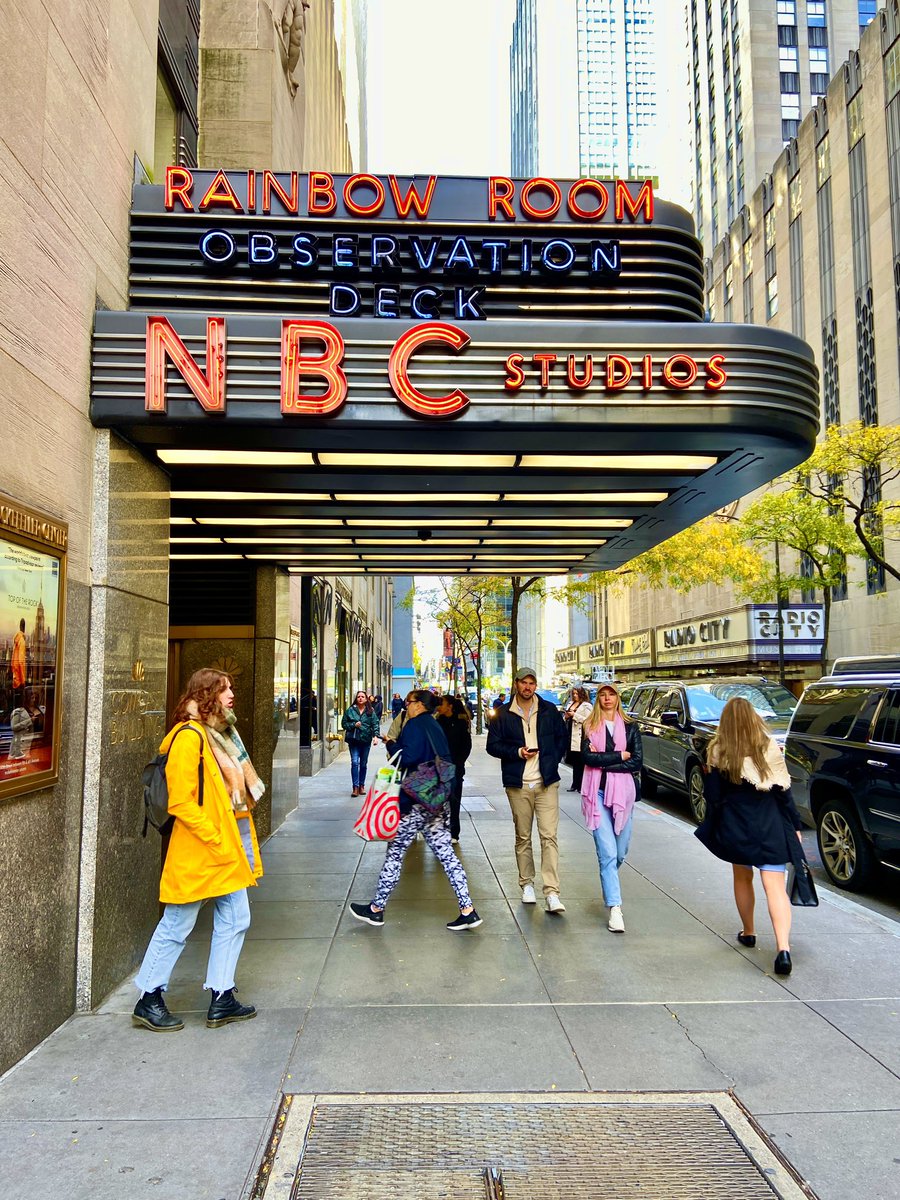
[[816, 798, 876, 891], [687, 763, 706, 824], [640, 768, 658, 798]]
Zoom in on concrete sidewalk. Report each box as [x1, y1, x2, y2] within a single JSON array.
[[1, 736, 898, 1199]]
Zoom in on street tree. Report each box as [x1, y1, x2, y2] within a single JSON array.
[[429, 576, 506, 734], [792, 421, 900, 584], [737, 487, 859, 670]]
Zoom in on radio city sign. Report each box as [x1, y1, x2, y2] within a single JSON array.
[[141, 315, 728, 419]]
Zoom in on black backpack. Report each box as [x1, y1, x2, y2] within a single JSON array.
[[142, 724, 204, 837]]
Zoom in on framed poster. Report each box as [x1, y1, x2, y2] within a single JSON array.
[[0, 501, 67, 801]]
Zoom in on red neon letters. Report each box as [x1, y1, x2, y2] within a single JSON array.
[[143, 320, 727, 416], [388, 323, 472, 417], [281, 321, 348, 415], [145, 316, 226, 412]]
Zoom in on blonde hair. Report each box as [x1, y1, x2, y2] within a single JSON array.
[[707, 697, 772, 784], [584, 685, 630, 735]]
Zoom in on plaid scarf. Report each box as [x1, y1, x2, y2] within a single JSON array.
[[186, 703, 266, 813]]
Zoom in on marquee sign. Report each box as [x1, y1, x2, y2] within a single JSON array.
[[89, 169, 820, 576]]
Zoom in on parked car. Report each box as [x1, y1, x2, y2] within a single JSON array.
[[626, 677, 798, 823], [785, 665, 900, 890]]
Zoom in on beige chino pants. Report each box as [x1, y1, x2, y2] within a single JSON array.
[[505, 782, 560, 897]]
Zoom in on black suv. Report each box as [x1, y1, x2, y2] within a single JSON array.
[[627, 677, 798, 823], [785, 667, 900, 890]]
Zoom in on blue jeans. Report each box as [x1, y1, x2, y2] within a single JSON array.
[[349, 740, 371, 789], [135, 888, 251, 995], [591, 802, 634, 908]]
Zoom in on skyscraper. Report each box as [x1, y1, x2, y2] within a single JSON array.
[[689, 0, 882, 253], [577, 0, 659, 177], [509, 0, 660, 178]]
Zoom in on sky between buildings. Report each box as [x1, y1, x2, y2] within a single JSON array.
[[365, 0, 693, 211]]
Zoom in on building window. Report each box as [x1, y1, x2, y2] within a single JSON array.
[[817, 180, 836, 320], [780, 71, 799, 92], [724, 262, 734, 321], [859, 0, 877, 33], [777, 0, 796, 23], [887, 40, 900, 102], [782, 118, 800, 140], [779, 45, 799, 70], [816, 133, 831, 187], [807, 0, 826, 26], [766, 275, 779, 319], [808, 25, 829, 47], [811, 73, 829, 95], [848, 92, 865, 149], [778, 24, 797, 46], [789, 217, 804, 338]]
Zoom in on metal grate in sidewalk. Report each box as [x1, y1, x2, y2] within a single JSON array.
[[254, 1093, 814, 1200]]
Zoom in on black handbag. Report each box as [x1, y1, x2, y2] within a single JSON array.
[[786, 860, 819, 907]]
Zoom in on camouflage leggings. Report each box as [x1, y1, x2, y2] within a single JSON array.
[[373, 804, 472, 909]]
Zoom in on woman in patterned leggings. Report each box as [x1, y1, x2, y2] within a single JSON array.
[[349, 690, 483, 932]]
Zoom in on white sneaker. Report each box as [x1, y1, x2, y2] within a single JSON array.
[[546, 893, 566, 914], [521, 884, 537, 905], [607, 905, 625, 932]]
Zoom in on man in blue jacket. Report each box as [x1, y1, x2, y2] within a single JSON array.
[[486, 668, 569, 913]]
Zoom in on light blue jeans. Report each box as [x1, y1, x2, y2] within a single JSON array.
[[591, 801, 634, 908], [135, 888, 251, 995]]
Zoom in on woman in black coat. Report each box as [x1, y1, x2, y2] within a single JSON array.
[[436, 694, 473, 843], [695, 697, 807, 977]]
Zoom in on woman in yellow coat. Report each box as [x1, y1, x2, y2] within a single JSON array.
[[133, 669, 264, 1032]]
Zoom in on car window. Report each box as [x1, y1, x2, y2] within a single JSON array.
[[684, 681, 796, 722], [872, 690, 900, 746], [790, 686, 877, 739], [646, 690, 670, 720], [662, 689, 686, 724], [629, 687, 655, 716]]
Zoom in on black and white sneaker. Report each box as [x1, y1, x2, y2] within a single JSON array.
[[349, 902, 384, 927], [446, 909, 483, 932]]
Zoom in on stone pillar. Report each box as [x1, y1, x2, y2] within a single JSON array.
[[252, 566, 298, 835], [76, 433, 170, 1011]]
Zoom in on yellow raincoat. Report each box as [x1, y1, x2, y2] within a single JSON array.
[[159, 721, 263, 905]]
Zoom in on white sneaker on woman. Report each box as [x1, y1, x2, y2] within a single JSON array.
[[521, 884, 537, 904], [546, 893, 566, 913], [607, 905, 625, 932]]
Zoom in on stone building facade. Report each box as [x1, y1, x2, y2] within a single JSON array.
[[0, 0, 376, 1075], [594, 6, 900, 682]]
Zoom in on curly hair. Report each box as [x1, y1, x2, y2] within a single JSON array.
[[172, 668, 232, 725]]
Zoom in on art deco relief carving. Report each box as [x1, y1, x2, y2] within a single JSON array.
[[273, 0, 310, 96]]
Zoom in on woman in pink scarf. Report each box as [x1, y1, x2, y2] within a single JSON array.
[[580, 683, 643, 933]]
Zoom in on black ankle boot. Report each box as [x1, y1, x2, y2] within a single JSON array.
[[206, 988, 257, 1028], [132, 986, 184, 1032]]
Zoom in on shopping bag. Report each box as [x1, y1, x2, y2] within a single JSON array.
[[353, 752, 402, 841]]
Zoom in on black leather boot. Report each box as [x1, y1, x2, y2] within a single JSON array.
[[132, 987, 184, 1032], [206, 988, 257, 1028]]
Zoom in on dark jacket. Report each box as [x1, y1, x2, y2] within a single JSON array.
[[436, 713, 473, 770], [695, 768, 805, 868], [391, 697, 404, 717], [486, 697, 568, 788], [342, 705, 379, 744], [396, 713, 451, 815], [581, 721, 643, 795]]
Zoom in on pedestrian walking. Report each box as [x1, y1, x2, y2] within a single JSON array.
[[342, 690, 380, 797], [580, 682, 642, 933], [349, 690, 482, 931], [695, 696, 807, 976], [486, 667, 568, 912], [384, 691, 413, 756], [373, 693, 384, 720], [132, 669, 263, 1032], [436, 694, 473, 842], [564, 686, 593, 791], [390, 692, 404, 719]]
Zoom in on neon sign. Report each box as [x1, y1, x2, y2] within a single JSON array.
[[144, 317, 727, 420], [163, 168, 655, 322]]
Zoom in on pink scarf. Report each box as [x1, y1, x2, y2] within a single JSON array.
[[580, 714, 637, 835]]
